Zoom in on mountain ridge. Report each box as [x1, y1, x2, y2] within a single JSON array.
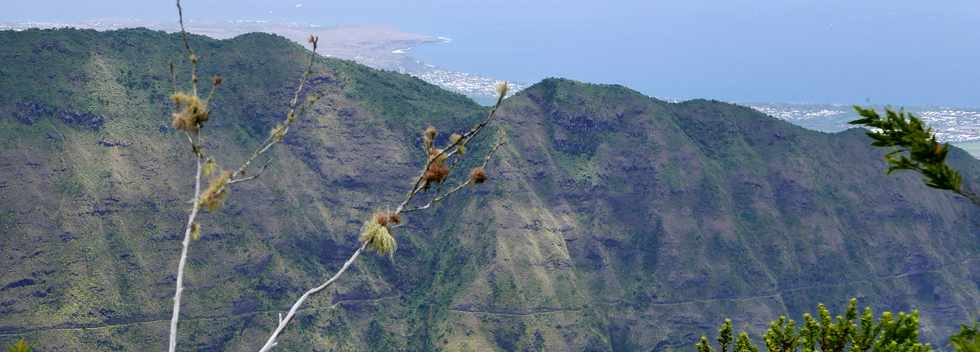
[[0, 29, 977, 351]]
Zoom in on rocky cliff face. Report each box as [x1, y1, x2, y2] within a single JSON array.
[[0, 29, 977, 351]]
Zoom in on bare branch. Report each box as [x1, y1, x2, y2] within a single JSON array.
[[175, 0, 198, 96], [175, 0, 192, 56], [228, 158, 273, 185], [168, 156, 202, 352], [230, 40, 320, 184], [258, 242, 368, 352]]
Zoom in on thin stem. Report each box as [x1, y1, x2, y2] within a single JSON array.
[[169, 155, 202, 352], [228, 158, 273, 185], [258, 242, 368, 352], [230, 43, 319, 184], [205, 81, 218, 105], [176, 0, 192, 56], [169, 62, 178, 95], [175, 0, 197, 96]]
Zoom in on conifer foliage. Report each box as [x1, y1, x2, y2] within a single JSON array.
[[950, 324, 979, 352], [696, 299, 931, 352], [850, 106, 979, 205]]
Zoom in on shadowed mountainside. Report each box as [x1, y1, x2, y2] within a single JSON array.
[[0, 28, 977, 351]]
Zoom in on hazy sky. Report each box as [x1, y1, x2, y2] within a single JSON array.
[[8, 0, 980, 106]]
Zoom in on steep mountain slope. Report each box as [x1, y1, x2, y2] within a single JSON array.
[[0, 29, 977, 351]]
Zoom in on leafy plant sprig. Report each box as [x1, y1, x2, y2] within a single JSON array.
[[950, 323, 979, 352], [850, 106, 979, 205]]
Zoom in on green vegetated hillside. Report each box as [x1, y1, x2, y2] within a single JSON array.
[[0, 29, 977, 351]]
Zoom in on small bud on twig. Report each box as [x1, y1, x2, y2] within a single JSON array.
[[203, 158, 216, 177], [450, 133, 465, 154], [270, 124, 287, 142], [211, 75, 223, 87], [190, 223, 201, 240], [469, 167, 488, 184]]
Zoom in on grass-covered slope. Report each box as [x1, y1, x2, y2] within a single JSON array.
[[0, 30, 977, 351]]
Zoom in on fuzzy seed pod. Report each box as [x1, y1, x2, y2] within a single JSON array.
[[423, 126, 438, 148], [449, 133, 467, 154], [190, 223, 201, 241], [360, 218, 396, 257], [171, 92, 209, 133], [202, 158, 217, 177], [469, 167, 488, 184], [388, 212, 401, 225], [374, 212, 389, 227], [270, 124, 287, 142], [199, 171, 232, 212], [211, 75, 223, 86], [423, 163, 450, 185], [495, 81, 509, 98], [372, 211, 402, 226]]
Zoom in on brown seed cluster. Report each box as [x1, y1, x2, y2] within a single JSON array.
[[171, 92, 209, 133], [423, 148, 450, 185], [469, 167, 488, 184], [388, 212, 402, 225], [373, 211, 401, 227]]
